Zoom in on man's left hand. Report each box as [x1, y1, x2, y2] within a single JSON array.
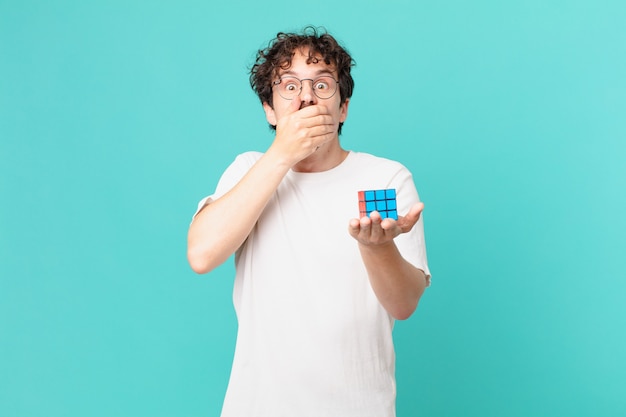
[[348, 202, 424, 246]]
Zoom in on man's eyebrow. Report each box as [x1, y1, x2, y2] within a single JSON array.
[[279, 69, 336, 78]]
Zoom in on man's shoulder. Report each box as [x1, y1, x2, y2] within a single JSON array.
[[349, 151, 408, 172], [222, 151, 264, 171], [233, 151, 264, 164]]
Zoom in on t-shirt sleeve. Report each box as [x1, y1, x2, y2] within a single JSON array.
[[390, 166, 432, 286], [192, 152, 263, 219]]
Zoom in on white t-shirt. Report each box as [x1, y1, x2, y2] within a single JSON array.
[[198, 151, 430, 417]]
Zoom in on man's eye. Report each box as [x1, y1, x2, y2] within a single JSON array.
[[285, 83, 298, 91], [315, 81, 329, 90]]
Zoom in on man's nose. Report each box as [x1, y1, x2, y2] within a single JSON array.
[[298, 81, 317, 107]]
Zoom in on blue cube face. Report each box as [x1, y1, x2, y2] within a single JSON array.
[[358, 188, 398, 220]]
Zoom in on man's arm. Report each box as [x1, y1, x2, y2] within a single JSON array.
[[187, 100, 336, 274], [187, 153, 291, 274], [348, 203, 428, 320]]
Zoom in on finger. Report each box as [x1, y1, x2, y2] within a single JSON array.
[[348, 218, 361, 238], [297, 104, 331, 119], [368, 211, 384, 240], [275, 98, 305, 132], [307, 124, 337, 139], [359, 215, 372, 237], [408, 202, 424, 219], [380, 217, 398, 231], [398, 202, 424, 233], [285, 95, 303, 115], [380, 218, 403, 242], [373, 214, 403, 243], [294, 115, 335, 133]]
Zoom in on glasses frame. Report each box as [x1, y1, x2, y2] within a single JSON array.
[[272, 76, 340, 100]]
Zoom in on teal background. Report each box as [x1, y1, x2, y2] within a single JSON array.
[[1, 0, 625, 416]]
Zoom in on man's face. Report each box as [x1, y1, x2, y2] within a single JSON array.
[[263, 48, 349, 133]]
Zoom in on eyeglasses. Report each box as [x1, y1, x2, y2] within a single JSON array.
[[272, 76, 339, 100]]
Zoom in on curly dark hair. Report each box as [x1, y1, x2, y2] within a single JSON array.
[[250, 26, 355, 133]]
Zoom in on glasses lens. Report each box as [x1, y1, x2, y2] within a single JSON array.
[[276, 77, 301, 99], [312, 77, 337, 99]]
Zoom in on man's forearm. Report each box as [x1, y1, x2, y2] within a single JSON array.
[[358, 241, 427, 320]]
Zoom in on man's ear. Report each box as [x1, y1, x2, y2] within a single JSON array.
[[339, 98, 350, 123], [263, 102, 277, 127]]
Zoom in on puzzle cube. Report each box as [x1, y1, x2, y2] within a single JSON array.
[[358, 189, 398, 220]]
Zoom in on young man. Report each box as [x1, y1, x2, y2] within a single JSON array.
[[188, 27, 430, 417]]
